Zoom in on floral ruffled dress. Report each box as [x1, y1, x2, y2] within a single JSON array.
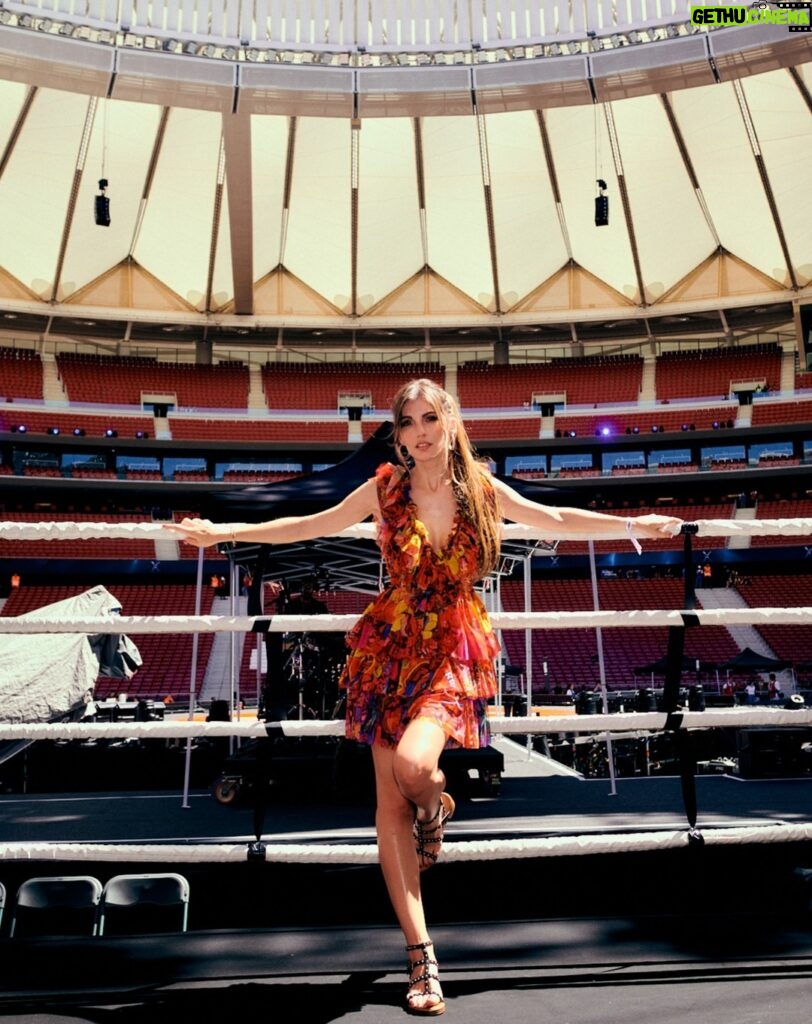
[[340, 462, 500, 750]]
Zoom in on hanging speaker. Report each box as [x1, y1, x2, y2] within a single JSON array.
[[95, 194, 111, 227]]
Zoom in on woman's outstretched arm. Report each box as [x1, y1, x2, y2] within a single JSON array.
[[492, 477, 682, 543], [164, 477, 380, 549]]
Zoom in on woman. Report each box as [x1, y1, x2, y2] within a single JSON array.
[[168, 378, 682, 1017]]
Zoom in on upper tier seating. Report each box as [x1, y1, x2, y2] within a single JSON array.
[[465, 416, 542, 441], [168, 417, 349, 443], [0, 347, 43, 400], [458, 355, 643, 408], [655, 344, 782, 401], [261, 362, 445, 411], [56, 353, 250, 409]]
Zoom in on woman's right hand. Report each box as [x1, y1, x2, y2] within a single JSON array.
[[164, 517, 231, 549]]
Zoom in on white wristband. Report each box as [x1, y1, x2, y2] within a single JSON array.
[[626, 518, 642, 555]]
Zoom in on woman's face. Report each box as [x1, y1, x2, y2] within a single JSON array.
[[397, 396, 448, 466]]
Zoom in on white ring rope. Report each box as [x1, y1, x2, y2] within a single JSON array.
[[1, 516, 811, 542], [2, 823, 812, 866], [1, 512, 810, 544], [0, 606, 811, 635], [0, 707, 810, 741]]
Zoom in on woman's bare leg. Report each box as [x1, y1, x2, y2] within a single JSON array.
[[372, 718, 448, 1012]]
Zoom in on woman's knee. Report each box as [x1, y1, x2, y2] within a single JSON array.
[[392, 749, 437, 800]]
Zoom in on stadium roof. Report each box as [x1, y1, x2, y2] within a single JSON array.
[[0, 6, 810, 352]]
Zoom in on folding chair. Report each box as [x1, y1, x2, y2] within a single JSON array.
[[98, 872, 190, 936], [10, 875, 103, 938]]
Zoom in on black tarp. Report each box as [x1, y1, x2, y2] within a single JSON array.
[[718, 647, 790, 672], [634, 655, 718, 675]]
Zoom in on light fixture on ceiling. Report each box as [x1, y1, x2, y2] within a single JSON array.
[[595, 179, 609, 227], [95, 178, 111, 227]]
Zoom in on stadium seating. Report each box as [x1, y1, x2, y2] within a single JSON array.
[[655, 344, 782, 401], [0, 347, 43, 400]]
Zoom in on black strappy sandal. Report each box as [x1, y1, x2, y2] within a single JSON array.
[[414, 791, 455, 872], [405, 939, 445, 1016]]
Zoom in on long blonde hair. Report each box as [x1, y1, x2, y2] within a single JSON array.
[[391, 378, 502, 578]]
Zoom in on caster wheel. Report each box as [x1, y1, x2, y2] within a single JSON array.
[[213, 777, 241, 805]]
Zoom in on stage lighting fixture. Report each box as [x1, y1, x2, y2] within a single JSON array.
[[785, 694, 805, 710], [73, 427, 85, 436], [712, 421, 719, 430], [12, 424, 27, 433], [554, 429, 562, 438], [135, 430, 149, 439], [95, 178, 111, 227], [632, 426, 639, 434], [104, 428, 118, 438], [600, 427, 611, 437], [47, 426, 60, 435], [681, 423, 688, 432], [568, 429, 577, 437], [651, 425, 659, 432], [595, 179, 609, 226]]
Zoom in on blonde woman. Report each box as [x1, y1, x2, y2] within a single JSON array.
[[169, 378, 681, 1016]]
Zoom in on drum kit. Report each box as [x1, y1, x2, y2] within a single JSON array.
[[279, 630, 345, 721]]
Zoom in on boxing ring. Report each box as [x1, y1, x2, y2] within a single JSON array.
[[1, 516, 812, 869]]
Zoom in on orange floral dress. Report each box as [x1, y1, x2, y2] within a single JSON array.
[[340, 462, 500, 750]]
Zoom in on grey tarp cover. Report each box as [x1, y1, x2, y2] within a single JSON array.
[[0, 585, 142, 724]]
